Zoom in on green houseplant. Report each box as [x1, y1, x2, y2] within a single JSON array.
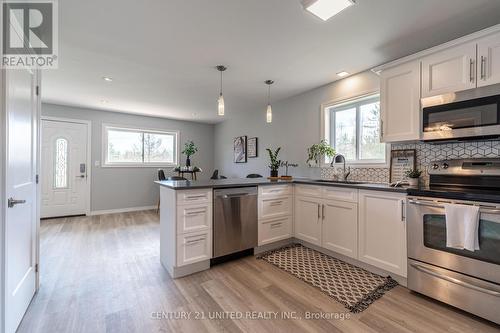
[[306, 140, 336, 167], [405, 168, 422, 186], [181, 141, 198, 167], [266, 147, 281, 178]]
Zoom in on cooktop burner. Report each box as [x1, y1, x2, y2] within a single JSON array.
[[408, 158, 500, 203]]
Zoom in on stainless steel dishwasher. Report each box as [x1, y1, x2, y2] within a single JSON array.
[[213, 187, 258, 258]]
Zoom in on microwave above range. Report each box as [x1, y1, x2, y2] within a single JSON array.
[[421, 84, 500, 142]]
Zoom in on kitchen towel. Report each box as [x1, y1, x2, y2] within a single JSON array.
[[444, 203, 480, 251]]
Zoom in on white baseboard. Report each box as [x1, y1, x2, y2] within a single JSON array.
[[90, 205, 156, 216]]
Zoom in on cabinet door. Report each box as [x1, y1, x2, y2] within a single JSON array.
[[176, 230, 212, 266], [380, 61, 421, 142], [321, 200, 358, 259], [259, 216, 292, 246], [421, 42, 477, 97], [177, 203, 211, 234], [294, 196, 321, 246], [477, 32, 500, 87], [358, 191, 407, 277]]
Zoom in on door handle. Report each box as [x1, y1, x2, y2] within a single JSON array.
[[76, 175, 86, 178], [481, 56, 486, 80], [469, 58, 475, 83], [322, 204, 325, 220], [8, 198, 26, 208], [317, 204, 320, 219]]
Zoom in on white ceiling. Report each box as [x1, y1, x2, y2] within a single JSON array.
[[42, 0, 500, 123]]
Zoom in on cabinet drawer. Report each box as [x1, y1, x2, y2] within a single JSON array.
[[259, 185, 292, 197], [176, 203, 212, 234], [294, 185, 322, 198], [177, 189, 212, 204], [323, 186, 358, 203], [176, 231, 212, 266], [259, 216, 292, 246], [259, 196, 292, 219]]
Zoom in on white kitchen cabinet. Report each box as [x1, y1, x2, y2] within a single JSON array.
[[477, 32, 500, 87], [358, 190, 407, 277], [176, 203, 211, 234], [259, 216, 292, 246], [176, 230, 212, 266], [380, 60, 421, 142], [258, 196, 292, 220], [294, 196, 322, 246], [421, 42, 477, 97], [321, 200, 358, 259]]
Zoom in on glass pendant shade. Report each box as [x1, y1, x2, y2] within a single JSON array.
[[266, 104, 272, 123], [218, 94, 225, 116]]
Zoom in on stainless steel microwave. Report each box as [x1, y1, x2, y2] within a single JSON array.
[[421, 84, 500, 142]]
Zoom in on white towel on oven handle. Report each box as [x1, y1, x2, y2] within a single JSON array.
[[444, 203, 480, 251]]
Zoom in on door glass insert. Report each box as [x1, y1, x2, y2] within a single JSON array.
[[423, 214, 500, 265], [54, 138, 68, 188]]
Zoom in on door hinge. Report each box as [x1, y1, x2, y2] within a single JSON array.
[[36, 174, 39, 184], [35, 264, 39, 273], [36, 85, 40, 96]]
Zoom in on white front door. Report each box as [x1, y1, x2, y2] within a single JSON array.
[[4, 69, 38, 333], [41, 120, 89, 218]]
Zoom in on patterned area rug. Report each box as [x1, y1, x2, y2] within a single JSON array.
[[258, 244, 398, 313]]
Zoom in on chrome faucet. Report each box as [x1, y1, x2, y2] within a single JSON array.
[[330, 154, 351, 181]]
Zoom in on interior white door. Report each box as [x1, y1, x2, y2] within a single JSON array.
[[4, 69, 38, 333], [41, 120, 88, 218]]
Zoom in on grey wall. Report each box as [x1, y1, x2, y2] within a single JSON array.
[[214, 71, 380, 178], [42, 103, 215, 212]]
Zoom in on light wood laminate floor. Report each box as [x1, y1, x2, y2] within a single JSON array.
[[18, 211, 500, 333]]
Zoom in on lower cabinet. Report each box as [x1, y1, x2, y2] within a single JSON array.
[[258, 216, 292, 246], [322, 200, 358, 258], [176, 230, 212, 267], [294, 196, 322, 246], [358, 190, 407, 277]]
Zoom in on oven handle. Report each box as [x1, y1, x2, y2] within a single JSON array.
[[407, 199, 500, 214], [410, 262, 500, 297]]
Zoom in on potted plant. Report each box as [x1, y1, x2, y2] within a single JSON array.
[[181, 141, 198, 167], [266, 147, 281, 178], [405, 168, 422, 186], [306, 140, 336, 167]]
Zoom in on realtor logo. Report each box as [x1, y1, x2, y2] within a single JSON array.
[[2, 0, 58, 68]]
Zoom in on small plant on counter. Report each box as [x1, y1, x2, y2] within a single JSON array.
[[181, 141, 198, 167], [405, 168, 422, 187], [306, 140, 336, 167], [266, 147, 281, 178]]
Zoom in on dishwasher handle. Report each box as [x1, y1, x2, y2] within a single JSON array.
[[222, 193, 257, 199]]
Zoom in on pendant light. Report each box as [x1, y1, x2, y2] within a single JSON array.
[[216, 65, 227, 116], [265, 80, 274, 123]]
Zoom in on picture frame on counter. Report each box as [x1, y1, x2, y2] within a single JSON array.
[[233, 135, 247, 163], [389, 149, 416, 182], [247, 137, 258, 158]]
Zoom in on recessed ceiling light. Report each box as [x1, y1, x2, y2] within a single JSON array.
[[100, 99, 109, 104], [102, 76, 113, 82], [302, 0, 355, 21], [337, 71, 350, 77]]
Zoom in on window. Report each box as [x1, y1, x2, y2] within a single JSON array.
[[54, 138, 68, 188], [103, 125, 178, 167], [324, 94, 386, 164]]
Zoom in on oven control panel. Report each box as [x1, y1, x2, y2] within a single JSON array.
[[428, 158, 500, 176]]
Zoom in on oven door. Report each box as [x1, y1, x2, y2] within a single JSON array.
[[407, 197, 500, 284]]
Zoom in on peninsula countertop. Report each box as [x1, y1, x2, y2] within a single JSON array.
[[155, 177, 409, 194]]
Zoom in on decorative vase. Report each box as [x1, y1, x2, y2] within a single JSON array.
[[186, 157, 191, 167], [408, 178, 419, 186], [270, 170, 278, 178]]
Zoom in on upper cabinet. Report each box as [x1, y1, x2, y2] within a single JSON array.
[[477, 33, 500, 87], [380, 60, 421, 142], [421, 42, 477, 97]]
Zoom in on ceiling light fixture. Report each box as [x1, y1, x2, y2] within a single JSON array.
[[216, 65, 227, 116], [337, 71, 350, 77], [102, 76, 113, 82], [265, 80, 274, 123], [302, 0, 355, 21]]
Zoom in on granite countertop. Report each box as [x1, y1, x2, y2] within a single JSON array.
[[155, 177, 409, 193]]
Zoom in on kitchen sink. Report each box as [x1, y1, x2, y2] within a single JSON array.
[[315, 179, 367, 185]]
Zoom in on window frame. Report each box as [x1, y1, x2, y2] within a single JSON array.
[[102, 123, 179, 168], [321, 92, 389, 167]]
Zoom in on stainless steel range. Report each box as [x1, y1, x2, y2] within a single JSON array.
[[407, 158, 500, 324]]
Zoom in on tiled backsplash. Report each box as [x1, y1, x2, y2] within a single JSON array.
[[321, 140, 500, 184]]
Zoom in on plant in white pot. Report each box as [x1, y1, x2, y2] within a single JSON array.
[[306, 140, 335, 167], [405, 168, 422, 186]]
